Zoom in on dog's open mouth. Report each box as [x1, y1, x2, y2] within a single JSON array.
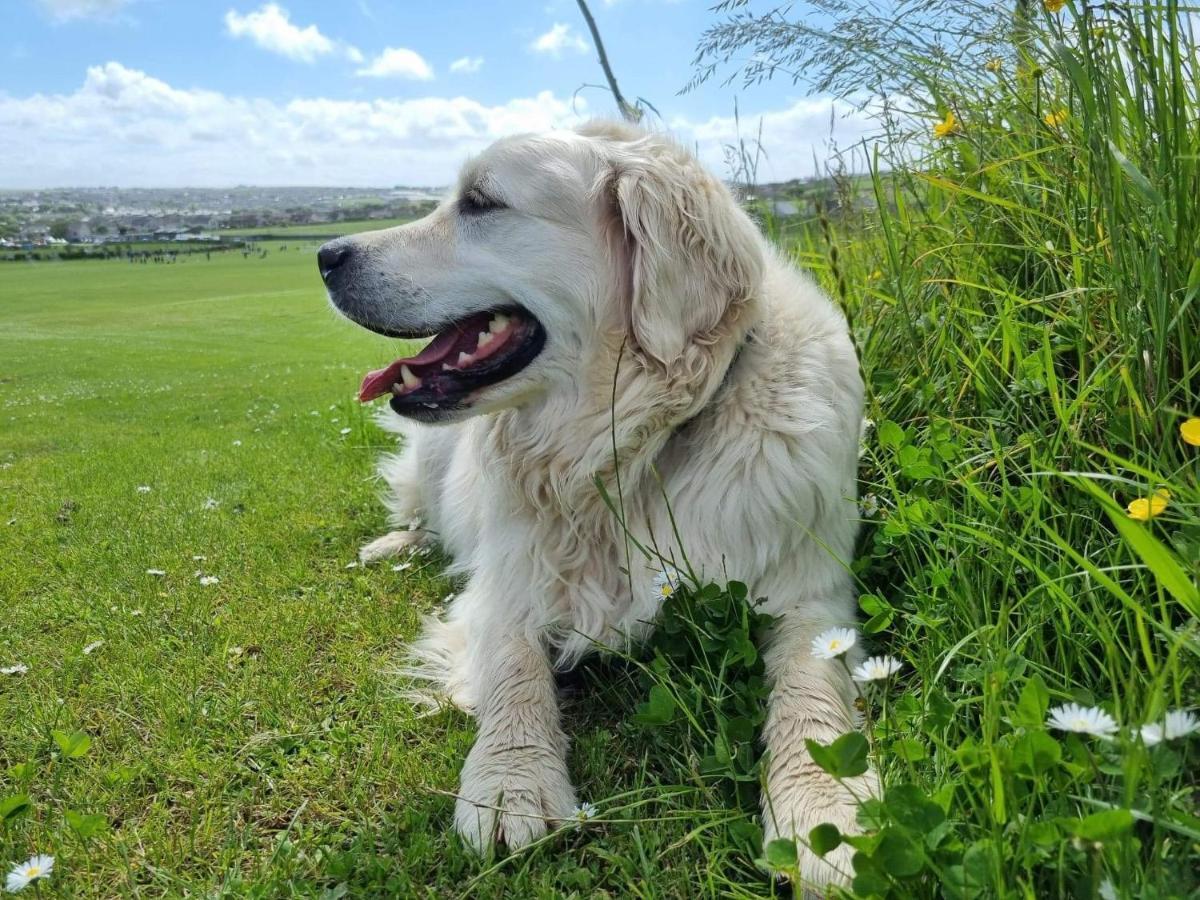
[[357, 307, 545, 413]]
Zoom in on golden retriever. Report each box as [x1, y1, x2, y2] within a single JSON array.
[[320, 120, 872, 892]]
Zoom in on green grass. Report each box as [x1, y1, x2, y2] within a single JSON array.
[[221, 218, 416, 238], [0, 244, 789, 899], [2, 2, 1198, 896]]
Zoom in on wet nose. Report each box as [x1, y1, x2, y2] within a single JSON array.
[[317, 242, 353, 282]]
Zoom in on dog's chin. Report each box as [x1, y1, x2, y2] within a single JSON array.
[[354, 306, 547, 424]]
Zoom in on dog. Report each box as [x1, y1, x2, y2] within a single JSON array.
[[319, 120, 873, 891]]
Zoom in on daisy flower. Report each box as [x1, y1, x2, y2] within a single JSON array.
[[1180, 417, 1200, 447], [1139, 709, 1199, 746], [136, 485, 152, 493], [1046, 703, 1118, 738], [339, 427, 352, 436], [232, 440, 242, 447], [82, 640, 104, 656], [198, 575, 220, 587], [851, 655, 903, 682], [145, 568, 166, 577], [653, 565, 682, 601], [5, 854, 54, 893], [1, 664, 29, 676], [202, 498, 220, 510], [811, 627, 858, 660], [572, 802, 598, 822], [1126, 488, 1169, 521]]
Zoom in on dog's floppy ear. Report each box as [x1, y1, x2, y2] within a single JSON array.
[[607, 137, 763, 367]]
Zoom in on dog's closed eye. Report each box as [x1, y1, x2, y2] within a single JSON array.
[[460, 187, 505, 216]]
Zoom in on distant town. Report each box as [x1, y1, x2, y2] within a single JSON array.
[[0, 185, 445, 251]]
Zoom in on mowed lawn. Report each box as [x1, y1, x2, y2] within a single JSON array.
[[1, 242, 723, 898]]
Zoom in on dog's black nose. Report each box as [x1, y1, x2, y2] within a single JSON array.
[[317, 242, 352, 282]]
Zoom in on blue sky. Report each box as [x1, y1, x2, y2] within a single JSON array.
[[1, 0, 874, 187]]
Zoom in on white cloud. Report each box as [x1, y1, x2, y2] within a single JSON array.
[[530, 23, 588, 58], [224, 3, 351, 64], [37, 0, 133, 21], [671, 98, 878, 183], [449, 56, 484, 74], [0, 62, 585, 187], [355, 47, 435, 80], [0, 63, 876, 188]]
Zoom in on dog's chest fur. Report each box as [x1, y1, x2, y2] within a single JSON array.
[[433, 282, 862, 666]]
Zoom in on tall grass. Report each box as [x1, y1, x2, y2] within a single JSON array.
[[765, 1, 1199, 894]]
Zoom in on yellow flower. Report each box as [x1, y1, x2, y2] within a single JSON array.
[[1044, 0, 1066, 11], [985, 58, 1004, 74], [869, 269, 882, 281], [1043, 108, 1069, 128], [1127, 488, 1170, 521], [1180, 417, 1200, 446], [933, 111, 958, 139]]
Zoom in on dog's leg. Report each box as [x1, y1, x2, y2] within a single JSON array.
[[453, 624, 577, 853], [760, 615, 878, 895], [359, 528, 427, 563]]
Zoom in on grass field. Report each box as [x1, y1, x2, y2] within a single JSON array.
[[3, 3, 1199, 897], [0, 241, 787, 898]]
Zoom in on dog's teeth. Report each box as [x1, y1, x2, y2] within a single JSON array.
[[457, 352, 474, 367], [400, 365, 421, 389], [391, 382, 403, 394], [442, 363, 456, 371], [477, 331, 495, 348], [488, 313, 510, 334]]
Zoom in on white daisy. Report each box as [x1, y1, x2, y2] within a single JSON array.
[[136, 485, 152, 493], [339, 427, 352, 436], [811, 627, 858, 660], [653, 565, 682, 601], [851, 655, 903, 682], [1, 664, 29, 676], [571, 802, 598, 822], [192, 555, 207, 562], [344, 562, 358, 569], [82, 641, 104, 656], [1046, 703, 1119, 738], [145, 568, 166, 577], [198, 575, 220, 587], [1140, 709, 1199, 746], [232, 440, 242, 447], [202, 498, 219, 510], [5, 854, 54, 892]]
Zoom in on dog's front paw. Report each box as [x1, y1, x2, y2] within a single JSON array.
[[762, 765, 877, 895], [359, 529, 424, 563], [453, 739, 577, 853]]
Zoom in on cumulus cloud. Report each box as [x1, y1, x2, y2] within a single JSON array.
[[37, 0, 134, 21], [530, 23, 589, 58], [355, 47, 434, 80], [449, 56, 484, 74], [0, 62, 877, 188], [0, 62, 585, 187], [224, 3, 356, 63]]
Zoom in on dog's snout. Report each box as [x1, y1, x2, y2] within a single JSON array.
[[317, 241, 353, 283]]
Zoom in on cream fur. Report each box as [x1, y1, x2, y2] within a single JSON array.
[[328, 121, 872, 894]]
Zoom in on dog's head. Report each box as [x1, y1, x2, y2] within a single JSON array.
[[321, 120, 764, 424]]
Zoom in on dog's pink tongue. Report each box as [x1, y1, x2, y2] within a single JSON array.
[[358, 329, 463, 402]]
